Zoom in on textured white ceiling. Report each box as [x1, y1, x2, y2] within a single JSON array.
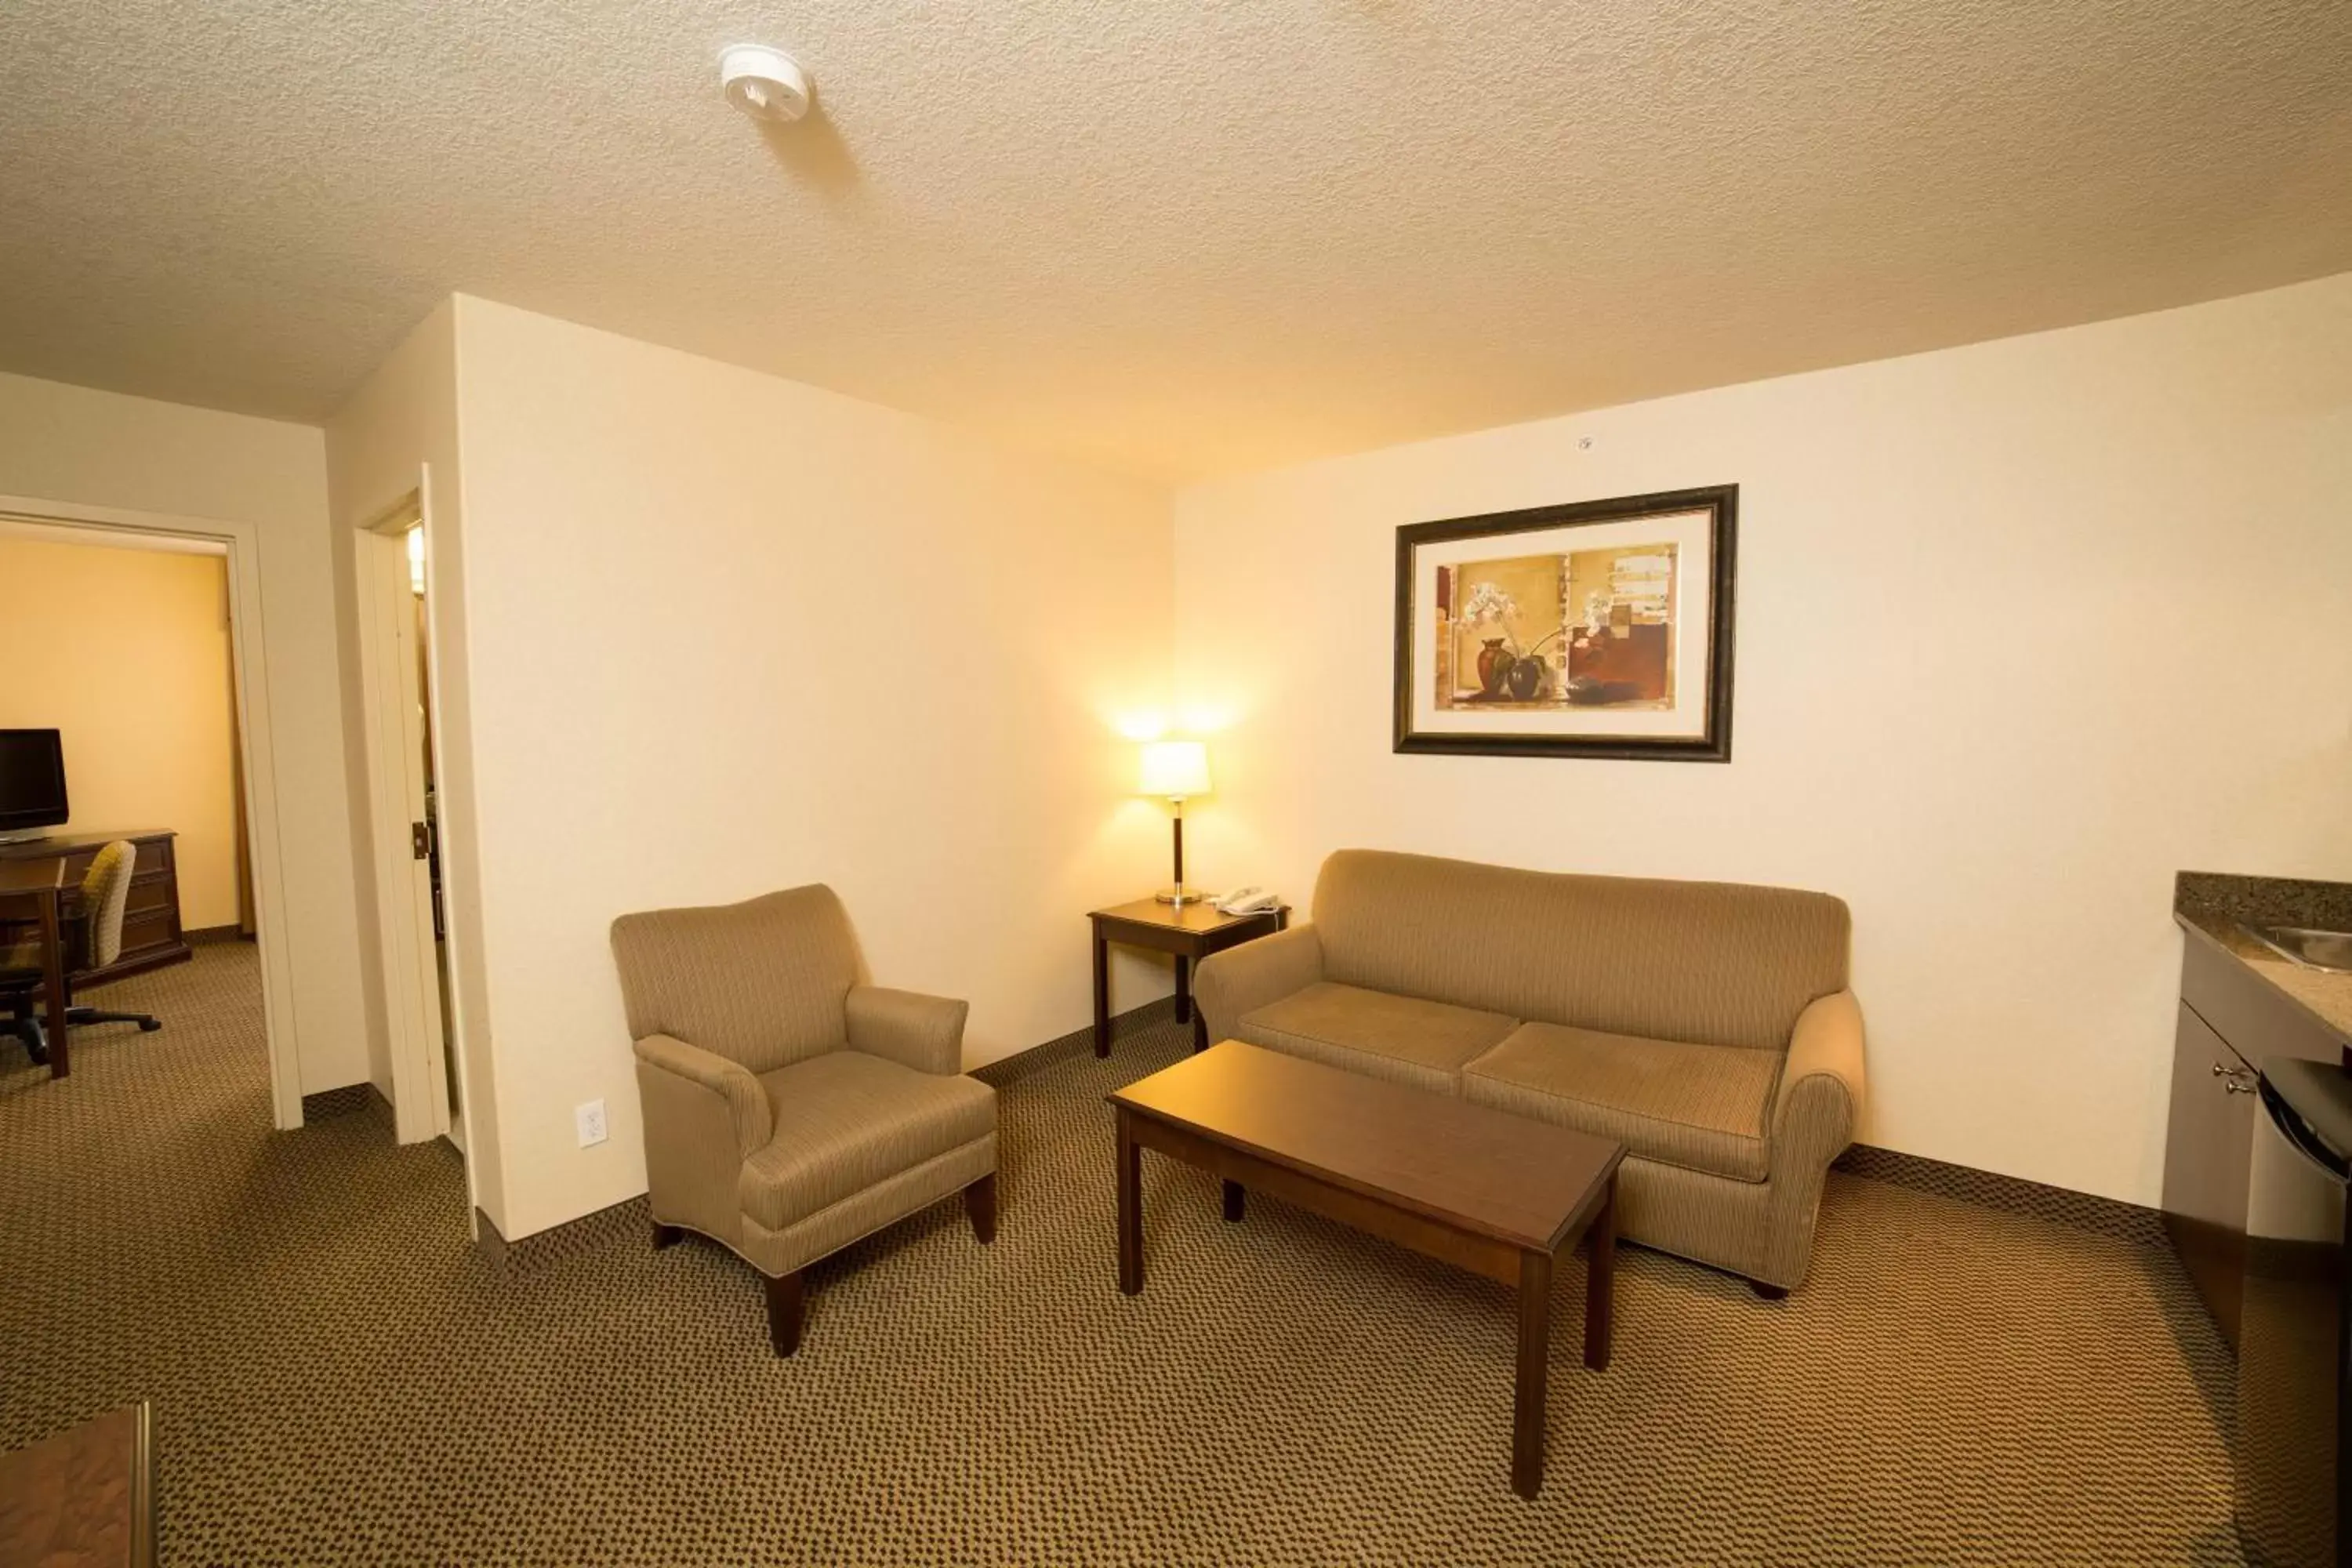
[[3, 0, 2348, 480]]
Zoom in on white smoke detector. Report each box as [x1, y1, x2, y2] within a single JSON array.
[[720, 44, 811, 122]]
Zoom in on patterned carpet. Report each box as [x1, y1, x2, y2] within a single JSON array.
[[2, 945, 2241, 1565]]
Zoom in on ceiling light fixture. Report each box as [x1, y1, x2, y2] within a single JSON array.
[[720, 43, 811, 122]]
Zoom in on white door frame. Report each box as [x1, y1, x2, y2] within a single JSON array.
[[0, 495, 307, 1128], [348, 477, 470, 1152]]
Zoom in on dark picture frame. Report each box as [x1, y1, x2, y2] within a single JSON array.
[[1392, 485, 1738, 761]]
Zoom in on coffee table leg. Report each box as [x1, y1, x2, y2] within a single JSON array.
[[1513, 1247, 1551, 1499], [1221, 1179, 1245, 1222], [1116, 1109, 1144, 1295], [1584, 1175, 1614, 1372]]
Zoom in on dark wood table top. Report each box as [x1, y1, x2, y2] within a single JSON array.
[[0, 832, 170, 862], [1089, 898, 1284, 935], [1110, 1040, 1623, 1252], [0, 856, 67, 895]]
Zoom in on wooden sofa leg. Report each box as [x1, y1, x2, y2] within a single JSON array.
[[652, 1220, 684, 1250], [765, 1271, 806, 1356], [1750, 1279, 1789, 1301], [965, 1174, 998, 1245]]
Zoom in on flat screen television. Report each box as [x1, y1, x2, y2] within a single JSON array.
[[0, 728, 69, 841]]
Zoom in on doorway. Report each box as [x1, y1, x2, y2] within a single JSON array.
[[0, 501, 305, 1126], [351, 495, 461, 1149]]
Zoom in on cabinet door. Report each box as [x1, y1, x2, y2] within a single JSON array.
[[2161, 1000, 2259, 1347]]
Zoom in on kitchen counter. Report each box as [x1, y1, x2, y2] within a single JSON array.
[[2176, 871, 2352, 1047]]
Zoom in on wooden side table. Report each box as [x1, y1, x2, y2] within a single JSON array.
[[1088, 898, 1290, 1057]]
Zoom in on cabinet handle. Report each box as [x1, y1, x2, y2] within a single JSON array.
[[2226, 1078, 2258, 1094]]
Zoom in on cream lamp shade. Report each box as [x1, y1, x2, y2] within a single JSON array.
[[1138, 740, 1210, 800]]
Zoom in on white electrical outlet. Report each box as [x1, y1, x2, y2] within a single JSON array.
[[575, 1099, 608, 1148]]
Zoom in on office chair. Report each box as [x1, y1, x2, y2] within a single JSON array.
[[2, 840, 162, 1065]]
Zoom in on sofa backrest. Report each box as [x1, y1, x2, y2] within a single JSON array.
[[610, 884, 859, 1073], [1311, 850, 1849, 1051]]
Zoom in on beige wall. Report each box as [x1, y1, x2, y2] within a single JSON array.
[[322, 301, 503, 1170], [0, 372, 372, 1094], [1172, 271, 2352, 1209], [0, 535, 241, 927], [441, 297, 1174, 1240]]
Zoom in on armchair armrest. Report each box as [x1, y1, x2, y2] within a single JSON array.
[[846, 985, 969, 1076], [1196, 924, 1325, 1047], [1770, 989, 1867, 1172], [633, 1032, 772, 1158]]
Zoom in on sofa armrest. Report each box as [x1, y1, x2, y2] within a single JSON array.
[[634, 1032, 772, 1158], [1770, 989, 1867, 1172], [1196, 924, 1325, 1046], [846, 985, 970, 1076]]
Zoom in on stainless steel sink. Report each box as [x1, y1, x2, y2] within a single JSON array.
[[2242, 924, 2352, 974]]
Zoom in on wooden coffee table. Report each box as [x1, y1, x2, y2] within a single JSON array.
[[1109, 1040, 1624, 1499]]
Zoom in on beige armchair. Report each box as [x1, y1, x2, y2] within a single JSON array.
[[610, 884, 998, 1356]]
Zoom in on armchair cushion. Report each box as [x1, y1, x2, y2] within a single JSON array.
[[1462, 1022, 1781, 1182], [1237, 981, 1515, 1095], [740, 1051, 996, 1232], [845, 985, 968, 1076]]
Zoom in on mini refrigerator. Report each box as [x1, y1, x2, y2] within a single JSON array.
[[2241, 1056, 2352, 1567]]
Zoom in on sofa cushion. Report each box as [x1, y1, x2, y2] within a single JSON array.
[[1462, 1022, 1780, 1182], [1237, 982, 1515, 1095], [739, 1050, 996, 1231]]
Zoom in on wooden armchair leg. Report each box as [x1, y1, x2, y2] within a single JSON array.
[[965, 1173, 998, 1245], [764, 1270, 806, 1357]]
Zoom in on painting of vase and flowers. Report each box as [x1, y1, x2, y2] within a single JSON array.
[[1392, 485, 1737, 761]]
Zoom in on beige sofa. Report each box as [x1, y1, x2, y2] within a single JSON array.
[[1195, 850, 1865, 1295]]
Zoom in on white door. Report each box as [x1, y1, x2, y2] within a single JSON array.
[[357, 508, 452, 1145]]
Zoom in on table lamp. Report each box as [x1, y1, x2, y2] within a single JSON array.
[[1139, 739, 1211, 906]]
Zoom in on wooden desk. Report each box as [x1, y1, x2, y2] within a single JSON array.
[[0, 1402, 155, 1566], [1087, 898, 1289, 1057], [0, 831, 191, 984], [0, 854, 71, 1078]]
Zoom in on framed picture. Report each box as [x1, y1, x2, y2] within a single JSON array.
[[1392, 485, 1737, 761]]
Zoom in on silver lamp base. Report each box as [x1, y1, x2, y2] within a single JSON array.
[[1155, 885, 1210, 906]]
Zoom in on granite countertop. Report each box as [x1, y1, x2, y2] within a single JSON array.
[[2176, 871, 2352, 1044]]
